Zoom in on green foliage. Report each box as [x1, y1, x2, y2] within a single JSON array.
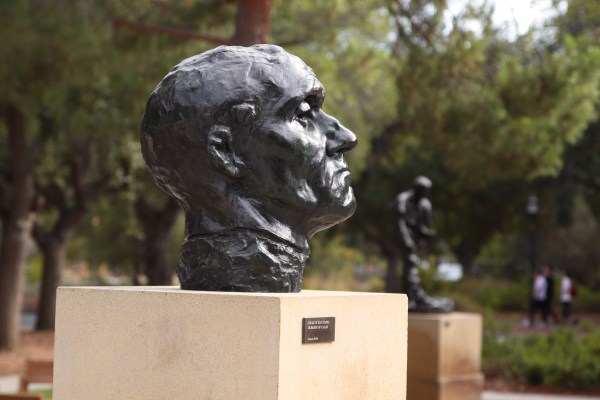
[[445, 277, 530, 312], [475, 232, 524, 277], [573, 284, 600, 313], [304, 233, 385, 292], [67, 193, 140, 272], [0, 0, 220, 272], [483, 328, 600, 388], [416, 259, 453, 295], [538, 193, 600, 289], [554, 0, 600, 47], [443, 276, 600, 313], [348, 0, 600, 281], [389, 4, 600, 185], [307, 233, 382, 275], [25, 253, 43, 286], [481, 312, 514, 379], [30, 388, 52, 399]]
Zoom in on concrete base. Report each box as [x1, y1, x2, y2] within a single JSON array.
[[407, 312, 483, 400], [54, 287, 408, 400]]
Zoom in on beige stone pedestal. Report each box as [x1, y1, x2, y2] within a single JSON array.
[[407, 312, 483, 400], [54, 287, 408, 400]]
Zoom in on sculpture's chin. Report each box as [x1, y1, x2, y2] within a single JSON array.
[[342, 186, 356, 212], [331, 184, 356, 218], [306, 189, 356, 238]]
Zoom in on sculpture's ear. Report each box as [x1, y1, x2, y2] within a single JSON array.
[[207, 125, 242, 178]]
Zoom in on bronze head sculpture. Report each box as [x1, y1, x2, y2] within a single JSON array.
[[141, 45, 357, 292]]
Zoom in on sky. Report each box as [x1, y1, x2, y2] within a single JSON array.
[[449, 0, 567, 38], [490, 0, 562, 34]]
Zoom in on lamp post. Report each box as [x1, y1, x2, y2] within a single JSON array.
[[525, 195, 539, 278]]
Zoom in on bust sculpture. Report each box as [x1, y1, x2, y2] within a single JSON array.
[[395, 176, 454, 312], [141, 45, 357, 292]]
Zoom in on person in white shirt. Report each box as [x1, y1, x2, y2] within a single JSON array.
[[529, 270, 547, 326], [560, 270, 573, 323]]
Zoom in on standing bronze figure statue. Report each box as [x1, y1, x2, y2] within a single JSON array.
[[395, 176, 454, 312], [141, 45, 357, 292]]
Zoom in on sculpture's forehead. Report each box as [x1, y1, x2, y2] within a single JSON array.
[[245, 55, 324, 108], [270, 66, 323, 112]]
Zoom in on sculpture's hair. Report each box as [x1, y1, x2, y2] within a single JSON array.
[[140, 45, 300, 212]]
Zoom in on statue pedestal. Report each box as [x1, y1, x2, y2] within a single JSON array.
[[54, 287, 408, 400], [407, 312, 483, 400]]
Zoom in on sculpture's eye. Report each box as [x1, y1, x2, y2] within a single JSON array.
[[294, 101, 312, 127], [298, 101, 311, 114], [295, 93, 323, 127], [294, 96, 317, 128]]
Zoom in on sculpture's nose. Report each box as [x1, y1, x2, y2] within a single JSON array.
[[325, 116, 357, 157]]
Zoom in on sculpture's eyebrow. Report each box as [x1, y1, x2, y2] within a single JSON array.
[[304, 86, 325, 106], [278, 84, 325, 116]]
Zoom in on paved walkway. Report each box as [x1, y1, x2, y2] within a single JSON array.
[[483, 392, 600, 400], [1, 375, 599, 399], [0, 375, 52, 394], [0, 375, 18, 393]]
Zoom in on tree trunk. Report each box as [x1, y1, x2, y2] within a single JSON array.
[[384, 254, 398, 293], [456, 243, 477, 276], [233, 0, 273, 45], [132, 261, 141, 286], [33, 148, 124, 330], [0, 105, 35, 351], [135, 197, 180, 285], [35, 237, 66, 330], [33, 199, 87, 332], [144, 228, 175, 285], [0, 215, 35, 350]]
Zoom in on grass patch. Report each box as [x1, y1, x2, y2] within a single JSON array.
[[30, 389, 52, 399]]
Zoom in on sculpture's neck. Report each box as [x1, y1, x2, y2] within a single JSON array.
[[185, 195, 311, 251]]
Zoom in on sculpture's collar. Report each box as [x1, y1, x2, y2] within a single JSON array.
[[178, 228, 310, 292], [187, 227, 310, 254]]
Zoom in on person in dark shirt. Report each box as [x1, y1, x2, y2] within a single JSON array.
[[543, 264, 556, 323]]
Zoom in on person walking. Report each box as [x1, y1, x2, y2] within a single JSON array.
[[560, 270, 575, 324], [529, 270, 547, 327], [543, 265, 559, 323]]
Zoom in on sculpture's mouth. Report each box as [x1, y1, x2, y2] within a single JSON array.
[[334, 168, 352, 187]]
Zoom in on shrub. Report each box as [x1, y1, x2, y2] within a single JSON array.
[[573, 285, 600, 313], [483, 328, 600, 389], [446, 277, 600, 313], [446, 277, 529, 312]]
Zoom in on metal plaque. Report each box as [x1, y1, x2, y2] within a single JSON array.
[[302, 317, 335, 344]]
